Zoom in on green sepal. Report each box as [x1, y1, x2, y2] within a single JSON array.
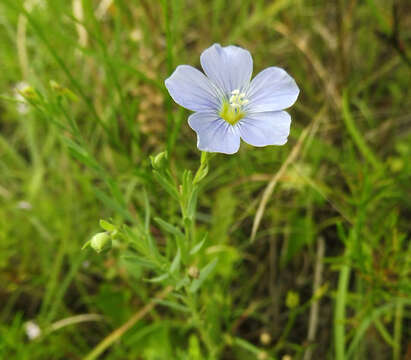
[[99, 219, 116, 232]]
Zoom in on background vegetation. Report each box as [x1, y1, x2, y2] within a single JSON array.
[[0, 0, 410, 359]]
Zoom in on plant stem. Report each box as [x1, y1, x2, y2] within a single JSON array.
[[185, 291, 217, 359], [334, 256, 351, 360], [393, 300, 403, 360], [193, 152, 209, 185]]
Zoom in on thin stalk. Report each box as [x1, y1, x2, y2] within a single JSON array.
[[193, 152, 209, 185], [161, 0, 175, 153], [393, 300, 403, 360], [161, 0, 174, 75], [185, 291, 217, 359], [334, 256, 351, 360]]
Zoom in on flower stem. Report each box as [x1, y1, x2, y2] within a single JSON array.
[[334, 254, 351, 360], [393, 300, 403, 360], [193, 152, 209, 185]]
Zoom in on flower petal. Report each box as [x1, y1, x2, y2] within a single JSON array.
[[246, 67, 299, 112], [238, 111, 291, 146], [165, 65, 221, 112], [200, 43, 253, 94], [188, 112, 240, 154]]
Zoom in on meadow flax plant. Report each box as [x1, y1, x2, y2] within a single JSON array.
[[85, 45, 299, 359]]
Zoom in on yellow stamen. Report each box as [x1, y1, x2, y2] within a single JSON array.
[[219, 101, 245, 125], [219, 89, 248, 125]]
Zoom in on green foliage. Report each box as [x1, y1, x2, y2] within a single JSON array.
[[0, 0, 410, 359]]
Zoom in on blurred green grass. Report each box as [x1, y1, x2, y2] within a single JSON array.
[[0, 0, 410, 359]]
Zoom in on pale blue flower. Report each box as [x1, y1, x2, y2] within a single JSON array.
[[165, 44, 299, 154]]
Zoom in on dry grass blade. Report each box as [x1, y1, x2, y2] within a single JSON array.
[[250, 107, 326, 243], [303, 237, 325, 360], [17, 14, 28, 79], [95, 0, 114, 20], [73, 0, 88, 47], [48, 314, 105, 333]]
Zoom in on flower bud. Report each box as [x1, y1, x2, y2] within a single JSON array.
[[24, 321, 41, 340], [49, 80, 64, 93], [260, 331, 271, 345], [49, 80, 79, 102], [314, 282, 328, 299], [286, 291, 300, 309], [150, 151, 168, 170], [188, 266, 199, 279], [19, 85, 38, 101], [223, 334, 233, 346], [89, 232, 112, 253], [257, 351, 268, 360]]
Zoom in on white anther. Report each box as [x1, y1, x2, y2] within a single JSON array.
[[229, 89, 249, 109]]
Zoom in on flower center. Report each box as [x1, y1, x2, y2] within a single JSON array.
[[219, 89, 249, 125]]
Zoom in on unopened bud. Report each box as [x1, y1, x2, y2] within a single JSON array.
[[314, 282, 328, 299], [86, 232, 112, 253], [19, 85, 38, 100], [286, 291, 300, 309], [188, 266, 199, 279], [258, 351, 268, 360], [49, 80, 63, 93], [24, 321, 41, 340], [150, 151, 168, 170], [49, 80, 78, 102], [223, 334, 233, 346], [260, 331, 271, 345]]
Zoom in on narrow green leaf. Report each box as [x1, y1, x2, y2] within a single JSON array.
[[63, 138, 101, 172], [99, 219, 116, 232], [190, 233, 208, 255], [153, 170, 179, 200], [153, 300, 190, 313], [170, 248, 181, 275], [145, 273, 169, 283], [182, 170, 193, 196], [154, 217, 184, 238], [189, 258, 218, 293], [193, 152, 209, 185], [143, 188, 151, 232], [145, 234, 161, 261], [94, 189, 134, 223], [175, 277, 190, 291], [81, 240, 91, 250], [122, 254, 155, 269], [186, 186, 198, 221]]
